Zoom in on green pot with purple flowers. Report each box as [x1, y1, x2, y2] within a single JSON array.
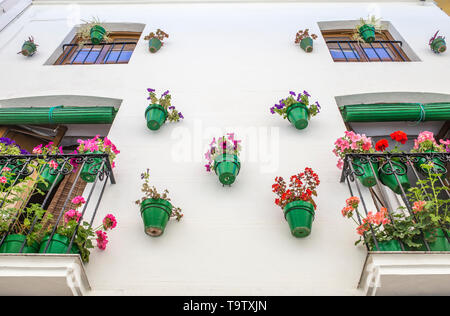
[[145, 89, 184, 131], [205, 134, 242, 186], [271, 91, 320, 130], [429, 31, 446, 54]]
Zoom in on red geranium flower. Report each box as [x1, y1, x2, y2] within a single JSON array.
[[390, 130, 408, 144], [375, 139, 389, 152]]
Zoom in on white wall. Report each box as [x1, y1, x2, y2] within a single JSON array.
[[0, 1, 449, 295]]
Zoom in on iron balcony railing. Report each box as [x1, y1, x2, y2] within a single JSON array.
[[325, 40, 406, 62], [0, 153, 115, 255], [59, 41, 137, 65], [340, 152, 450, 251]]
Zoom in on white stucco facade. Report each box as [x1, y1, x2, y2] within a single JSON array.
[[0, 0, 449, 295]]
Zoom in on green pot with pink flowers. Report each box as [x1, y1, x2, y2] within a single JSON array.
[[271, 91, 320, 130], [145, 89, 184, 131], [76, 136, 119, 183], [410, 131, 447, 177], [32, 142, 66, 192]]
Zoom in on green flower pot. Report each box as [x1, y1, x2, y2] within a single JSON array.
[[408, 229, 450, 251], [145, 104, 168, 131], [430, 38, 446, 54], [90, 25, 106, 44], [358, 24, 375, 43], [39, 233, 79, 254], [300, 37, 314, 53], [80, 151, 104, 183], [140, 198, 173, 237], [283, 200, 315, 238], [414, 152, 446, 177], [352, 158, 379, 188], [20, 41, 37, 57], [0, 163, 26, 188], [379, 160, 410, 195], [371, 239, 402, 251], [148, 37, 162, 53], [36, 163, 64, 192], [0, 234, 39, 254], [213, 154, 241, 186], [286, 103, 309, 130]]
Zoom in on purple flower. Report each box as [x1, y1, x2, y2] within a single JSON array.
[[270, 106, 275, 114], [205, 164, 211, 172], [303, 90, 311, 97], [169, 106, 175, 110], [275, 102, 284, 110], [161, 90, 170, 97], [315, 101, 321, 109], [289, 91, 296, 96], [178, 112, 184, 119], [147, 88, 155, 93]]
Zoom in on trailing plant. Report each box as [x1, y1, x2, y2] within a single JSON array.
[[134, 169, 183, 221], [272, 167, 320, 209], [76, 17, 110, 46], [144, 29, 169, 44], [204, 133, 241, 172], [147, 88, 184, 122], [76, 135, 120, 168], [333, 131, 374, 169], [352, 15, 383, 43], [270, 90, 320, 119]]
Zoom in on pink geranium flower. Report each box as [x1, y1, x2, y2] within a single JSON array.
[[71, 195, 85, 206], [103, 214, 117, 230], [0, 176, 7, 184], [96, 231, 108, 250], [64, 209, 82, 223]]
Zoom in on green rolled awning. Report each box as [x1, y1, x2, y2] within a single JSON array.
[[340, 102, 450, 122], [0, 106, 117, 125]]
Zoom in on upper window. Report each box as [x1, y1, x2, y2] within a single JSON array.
[[55, 31, 141, 65], [322, 30, 410, 62]]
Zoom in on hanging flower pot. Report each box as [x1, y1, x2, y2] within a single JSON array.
[[358, 24, 375, 43], [80, 150, 103, 183], [0, 163, 26, 188], [90, 25, 107, 44], [144, 29, 169, 53], [205, 134, 242, 186], [407, 229, 450, 251], [353, 16, 383, 44], [213, 154, 241, 186], [273, 168, 320, 238], [295, 29, 318, 53], [145, 104, 168, 130], [270, 91, 320, 130], [371, 239, 402, 251], [414, 153, 446, 176], [429, 31, 446, 54], [379, 160, 410, 194], [352, 158, 379, 188], [411, 132, 447, 176], [0, 234, 39, 254], [39, 233, 80, 254], [18, 36, 38, 57], [36, 163, 64, 192], [135, 169, 183, 237], [145, 89, 184, 131], [283, 200, 315, 238]]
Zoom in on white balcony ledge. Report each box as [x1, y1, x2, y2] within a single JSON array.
[[0, 254, 91, 296], [359, 252, 450, 296]]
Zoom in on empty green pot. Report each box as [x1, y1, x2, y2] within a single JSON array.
[[213, 154, 241, 185], [140, 198, 173, 237], [80, 151, 104, 183], [286, 103, 309, 130], [0, 234, 39, 254], [283, 200, 315, 238], [37, 163, 64, 192], [431, 38, 446, 54], [90, 25, 106, 44], [39, 233, 79, 254], [20, 41, 37, 57], [300, 37, 314, 52], [148, 37, 162, 53], [352, 158, 379, 188], [145, 104, 168, 131], [371, 239, 402, 251], [379, 160, 410, 195], [358, 24, 375, 43]]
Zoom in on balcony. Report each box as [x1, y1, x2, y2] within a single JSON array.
[[0, 153, 115, 296], [341, 152, 450, 295]]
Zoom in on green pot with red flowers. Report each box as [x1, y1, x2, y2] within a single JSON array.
[[205, 134, 241, 186], [76, 136, 119, 183], [272, 168, 320, 238], [411, 131, 447, 177], [135, 169, 183, 237], [295, 29, 318, 53], [271, 91, 320, 130], [333, 131, 378, 188], [354, 16, 382, 44], [144, 29, 169, 53], [18, 36, 38, 57], [145, 89, 184, 131], [429, 31, 446, 54]]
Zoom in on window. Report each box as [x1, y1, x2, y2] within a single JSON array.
[[55, 31, 141, 65], [322, 30, 410, 62]]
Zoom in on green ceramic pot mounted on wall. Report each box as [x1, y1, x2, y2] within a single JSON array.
[[286, 103, 309, 130], [351, 158, 379, 188], [80, 151, 104, 183], [145, 104, 168, 131], [358, 24, 375, 43], [300, 37, 314, 52], [90, 25, 106, 44], [37, 163, 64, 192], [20, 41, 37, 57], [148, 37, 162, 53], [430, 37, 446, 54], [213, 154, 241, 186], [283, 200, 315, 238], [379, 160, 411, 195], [140, 198, 173, 237]]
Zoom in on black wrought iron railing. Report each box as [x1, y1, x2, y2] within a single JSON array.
[[0, 153, 115, 255], [340, 152, 450, 251], [325, 40, 406, 62]]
